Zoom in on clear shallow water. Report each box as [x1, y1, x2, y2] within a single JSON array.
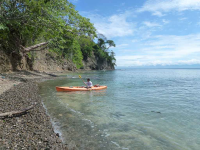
[[39, 69, 200, 150]]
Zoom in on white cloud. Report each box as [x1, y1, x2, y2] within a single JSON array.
[[80, 11, 135, 38], [178, 59, 200, 65], [179, 17, 187, 21], [162, 19, 170, 24], [131, 39, 139, 43], [197, 21, 200, 26], [116, 44, 129, 48], [152, 11, 165, 17], [79, 3, 200, 67], [116, 56, 200, 66], [116, 55, 144, 60], [138, 0, 200, 15], [145, 34, 200, 55], [116, 55, 175, 66], [143, 21, 161, 27], [116, 34, 200, 66]]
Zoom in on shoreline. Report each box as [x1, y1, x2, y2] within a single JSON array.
[[0, 71, 69, 149]]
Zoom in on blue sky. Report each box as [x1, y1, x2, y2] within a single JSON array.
[[70, 0, 200, 67]]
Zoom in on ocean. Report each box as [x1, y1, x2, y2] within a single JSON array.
[[39, 69, 200, 150]]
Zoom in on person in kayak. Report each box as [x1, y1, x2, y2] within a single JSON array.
[[84, 78, 93, 88]]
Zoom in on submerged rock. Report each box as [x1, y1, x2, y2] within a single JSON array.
[[151, 111, 161, 114]]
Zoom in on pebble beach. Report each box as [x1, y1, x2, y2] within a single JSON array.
[[0, 71, 68, 149]]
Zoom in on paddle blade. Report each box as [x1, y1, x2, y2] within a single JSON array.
[[79, 75, 82, 78]]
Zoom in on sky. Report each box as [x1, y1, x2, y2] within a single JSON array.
[[70, 0, 200, 67]]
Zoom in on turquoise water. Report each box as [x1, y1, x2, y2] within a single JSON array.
[[39, 69, 200, 150]]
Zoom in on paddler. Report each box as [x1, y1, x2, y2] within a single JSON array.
[[84, 78, 93, 88]]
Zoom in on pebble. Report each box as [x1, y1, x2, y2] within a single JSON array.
[[0, 81, 68, 149]]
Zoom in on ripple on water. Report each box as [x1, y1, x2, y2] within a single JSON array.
[[39, 69, 200, 150]]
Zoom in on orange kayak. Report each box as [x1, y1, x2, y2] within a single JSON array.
[[56, 86, 107, 92]]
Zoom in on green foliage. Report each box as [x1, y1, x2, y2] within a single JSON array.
[[27, 52, 32, 59], [97, 38, 115, 52], [0, 0, 96, 49], [106, 40, 116, 49], [78, 36, 94, 60], [0, 0, 115, 70], [108, 50, 116, 68], [94, 37, 116, 68], [71, 40, 83, 69]]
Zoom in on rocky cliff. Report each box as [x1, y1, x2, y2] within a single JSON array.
[[0, 49, 114, 73], [82, 52, 114, 70]]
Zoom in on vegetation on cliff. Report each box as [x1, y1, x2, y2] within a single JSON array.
[[0, 0, 116, 70]]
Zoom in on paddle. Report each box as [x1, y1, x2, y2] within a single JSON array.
[[79, 75, 87, 87]]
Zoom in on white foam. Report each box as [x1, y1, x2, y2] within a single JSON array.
[[111, 141, 120, 147], [41, 101, 64, 142], [111, 141, 129, 150], [69, 107, 84, 115], [104, 133, 110, 137], [82, 118, 93, 124], [122, 147, 129, 150]]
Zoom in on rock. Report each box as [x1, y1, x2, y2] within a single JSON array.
[[0, 81, 68, 149], [151, 111, 161, 114]]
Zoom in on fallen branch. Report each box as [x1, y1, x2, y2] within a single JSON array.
[[0, 102, 37, 119], [29, 45, 48, 52], [20, 42, 48, 53]]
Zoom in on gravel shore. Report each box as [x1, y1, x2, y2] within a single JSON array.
[[0, 72, 68, 149]]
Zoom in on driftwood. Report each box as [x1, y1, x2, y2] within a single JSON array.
[[20, 42, 48, 53], [0, 102, 37, 119], [30, 45, 48, 52]]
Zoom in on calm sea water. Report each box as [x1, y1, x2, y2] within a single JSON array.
[[39, 69, 200, 150]]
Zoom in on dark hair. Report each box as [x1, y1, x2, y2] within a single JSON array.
[[87, 78, 90, 81]]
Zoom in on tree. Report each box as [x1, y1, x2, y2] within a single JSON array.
[[0, 1, 116, 70], [106, 40, 116, 49], [0, 0, 96, 54], [78, 36, 94, 60], [70, 39, 83, 69], [93, 35, 116, 69], [97, 37, 115, 52]]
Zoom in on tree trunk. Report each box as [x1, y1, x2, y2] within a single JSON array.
[[21, 42, 48, 53]]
